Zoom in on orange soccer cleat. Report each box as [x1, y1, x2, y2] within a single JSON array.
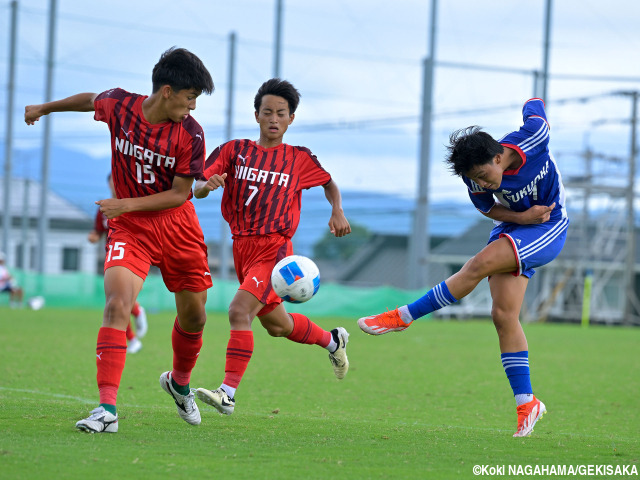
[[357, 308, 412, 335], [513, 396, 546, 437]]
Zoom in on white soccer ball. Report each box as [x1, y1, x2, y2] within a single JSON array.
[[27, 296, 45, 311], [271, 255, 320, 303]]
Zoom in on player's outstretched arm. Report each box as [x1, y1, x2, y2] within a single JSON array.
[[25, 92, 97, 125], [483, 202, 556, 225], [322, 180, 351, 238], [193, 173, 227, 199]]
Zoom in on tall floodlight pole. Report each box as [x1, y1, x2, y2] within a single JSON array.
[[3, 0, 18, 261], [273, 0, 283, 77], [38, 0, 58, 273], [219, 32, 237, 281], [540, 0, 553, 101], [623, 91, 638, 324], [408, 0, 437, 289]]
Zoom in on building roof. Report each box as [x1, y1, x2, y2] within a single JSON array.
[[0, 177, 91, 222]]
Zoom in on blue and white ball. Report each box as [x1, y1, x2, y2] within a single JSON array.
[[271, 255, 320, 303]]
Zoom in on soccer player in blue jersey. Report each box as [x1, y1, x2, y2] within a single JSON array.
[[359, 98, 569, 437]]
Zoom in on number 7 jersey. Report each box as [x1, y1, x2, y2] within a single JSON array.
[[202, 139, 331, 237]]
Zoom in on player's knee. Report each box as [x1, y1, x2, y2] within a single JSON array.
[[492, 307, 519, 335], [103, 296, 132, 327], [264, 323, 288, 337], [228, 305, 252, 330], [180, 308, 207, 331], [461, 255, 491, 281]]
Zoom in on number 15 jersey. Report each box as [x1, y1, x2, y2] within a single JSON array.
[[94, 88, 206, 203], [203, 140, 331, 238]]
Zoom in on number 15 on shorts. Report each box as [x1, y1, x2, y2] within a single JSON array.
[[106, 241, 126, 262]]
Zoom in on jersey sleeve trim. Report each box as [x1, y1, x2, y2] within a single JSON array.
[[525, 98, 545, 108]]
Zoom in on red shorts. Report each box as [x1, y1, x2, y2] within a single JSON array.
[[233, 234, 292, 316], [104, 201, 212, 293]]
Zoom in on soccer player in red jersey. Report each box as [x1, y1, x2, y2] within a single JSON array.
[[88, 173, 148, 353], [193, 78, 351, 415], [25, 47, 215, 433]]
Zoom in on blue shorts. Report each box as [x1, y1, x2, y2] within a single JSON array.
[[488, 216, 569, 278]]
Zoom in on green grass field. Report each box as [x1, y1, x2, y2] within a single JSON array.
[[1, 307, 638, 479]]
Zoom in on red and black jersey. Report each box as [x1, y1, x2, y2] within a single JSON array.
[[203, 139, 331, 238], [94, 88, 205, 205]]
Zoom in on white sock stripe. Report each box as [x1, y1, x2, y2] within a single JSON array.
[[433, 284, 447, 307], [434, 284, 453, 307], [502, 359, 530, 364], [519, 217, 569, 258], [503, 364, 530, 370], [502, 360, 530, 366]]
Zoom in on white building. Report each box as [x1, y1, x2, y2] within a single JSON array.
[[0, 177, 99, 274]]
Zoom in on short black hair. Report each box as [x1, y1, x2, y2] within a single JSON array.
[[444, 126, 504, 177], [254, 78, 300, 114], [152, 47, 214, 95]]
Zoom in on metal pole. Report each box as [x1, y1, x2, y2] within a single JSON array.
[[2, 0, 18, 261], [541, 0, 553, 101], [273, 0, 283, 77], [408, 0, 437, 289], [532, 70, 541, 98], [21, 177, 30, 268], [219, 32, 237, 281], [623, 91, 638, 324], [38, 0, 57, 273]]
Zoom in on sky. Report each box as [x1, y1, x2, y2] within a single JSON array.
[[2, 0, 640, 212]]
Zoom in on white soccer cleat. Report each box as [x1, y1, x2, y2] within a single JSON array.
[[513, 396, 546, 437], [135, 306, 148, 338], [328, 327, 349, 380], [196, 387, 235, 415], [75, 406, 118, 433], [127, 337, 142, 354], [159, 371, 201, 425]]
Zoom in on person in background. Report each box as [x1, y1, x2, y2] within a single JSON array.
[[0, 251, 24, 308]]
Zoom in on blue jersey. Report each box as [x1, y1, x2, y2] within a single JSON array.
[[462, 98, 567, 225]]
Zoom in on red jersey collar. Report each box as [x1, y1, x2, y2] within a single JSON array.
[[501, 143, 526, 175]]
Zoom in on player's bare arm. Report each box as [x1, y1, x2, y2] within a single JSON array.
[[193, 173, 227, 199], [87, 230, 100, 244], [24, 92, 97, 125], [322, 180, 351, 237], [96, 176, 195, 219], [483, 202, 555, 225]]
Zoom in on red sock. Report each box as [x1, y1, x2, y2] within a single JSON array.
[[171, 318, 203, 386], [286, 313, 331, 348], [96, 327, 127, 406], [131, 302, 140, 317], [223, 330, 254, 389], [125, 322, 134, 341]]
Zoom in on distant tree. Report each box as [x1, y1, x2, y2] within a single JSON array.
[[313, 223, 372, 261]]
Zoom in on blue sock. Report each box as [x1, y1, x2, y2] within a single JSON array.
[[501, 351, 532, 397], [407, 281, 458, 320]]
